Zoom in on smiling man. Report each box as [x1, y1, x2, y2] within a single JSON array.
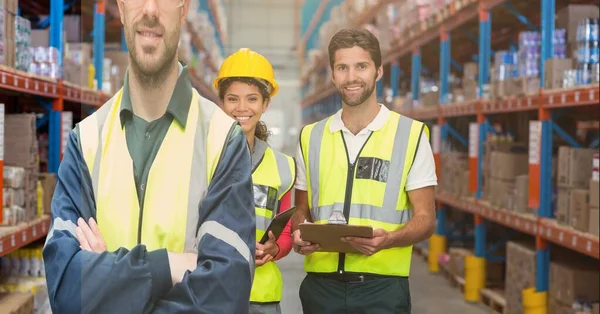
[[291, 28, 438, 313], [42, 0, 256, 313]]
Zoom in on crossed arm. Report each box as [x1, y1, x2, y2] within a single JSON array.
[[43, 128, 255, 314]]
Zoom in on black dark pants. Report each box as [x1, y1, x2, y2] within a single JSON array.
[[299, 273, 411, 314]]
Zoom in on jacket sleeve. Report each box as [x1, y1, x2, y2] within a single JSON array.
[[42, 129, 173, 314], [152, 125, 256, 314]]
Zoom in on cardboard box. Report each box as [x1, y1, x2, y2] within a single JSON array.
[[568, 189, 589, 232], [4, 114, 39, 168], [544, 58, 575, 89], [590, 179, 599, 208], [0, 292, 34, 314], [489, 177, 515, 209], [490, 152, 529, 181], [463, 80, 478, 101], [556, 5, 600, 45], [548, 297, 576, 314], [505, 241, 536, 314], [556, 187, 571, 224], [557, 146, 597, 189], [39, 173, 56, 215], [593, 303, 600, 314], [448, 247, 504, 285], [521, 77, 541, 96], [504, 79, 522, 96], [549, 260, 600, 306], [514, 175, 529, 213], [463, 62, 478, 81], [590, 207, 599, 236]]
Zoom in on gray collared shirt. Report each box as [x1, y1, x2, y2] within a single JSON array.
[[119, 62, 193, 208]]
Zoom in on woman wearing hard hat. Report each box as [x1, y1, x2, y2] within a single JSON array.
[[214, 48, 296, 314]]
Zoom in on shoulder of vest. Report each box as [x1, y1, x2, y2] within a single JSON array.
[[78, 88, 121, 127]]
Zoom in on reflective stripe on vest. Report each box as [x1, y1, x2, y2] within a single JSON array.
[[250, 142, 295, 303], [78, 88, 245, 259], [300, 111, 426, 276]]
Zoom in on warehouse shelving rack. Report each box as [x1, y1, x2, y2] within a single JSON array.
[[299, 0, 600, 310], [0, 0, 225, 256]]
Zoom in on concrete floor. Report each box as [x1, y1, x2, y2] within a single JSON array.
[[278, 253, 488, 314]]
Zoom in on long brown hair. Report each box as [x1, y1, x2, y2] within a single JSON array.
[[218, 77, 271, 141]]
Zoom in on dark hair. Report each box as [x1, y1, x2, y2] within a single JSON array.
[[218, 77, 271, 142], [328, 28, 382, 69]]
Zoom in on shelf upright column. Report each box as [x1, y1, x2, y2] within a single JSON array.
[[523, 1, 555, 312], [440, 28, 450, 105], [122, 28, 128, 52], [94, 0, 106, 92], [49, 0, 64, 173], [391, 60, 400, 99], [464, 5, 492, 303], [429, 112, 446, 274], [411, 49, 421, 108], [0, 104, 4, 223]]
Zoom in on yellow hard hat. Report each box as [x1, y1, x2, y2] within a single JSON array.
[[213, 48, 279, 97]]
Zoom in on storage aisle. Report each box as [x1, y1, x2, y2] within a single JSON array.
[[279, 253, 487, 314]]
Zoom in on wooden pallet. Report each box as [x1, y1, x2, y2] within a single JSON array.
[[480, 288, 506, 314], [440, 263, 466, 294]]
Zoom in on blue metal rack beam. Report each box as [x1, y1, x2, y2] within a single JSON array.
[[440, 32, 450, 105], [504, 2, 539, 32], [94, 2, 106, 91], [552, 122, 582, 148], [443, 124, 468, 147], [48, 0, 64, 174], [391, 62, 400, 98], [411, 50, 421, 106]]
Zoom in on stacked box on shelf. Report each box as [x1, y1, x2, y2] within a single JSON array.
[[14, 16, 31, 72], [462, 62, 478, 101], [1, 0, 17, 67], [482, 137, 528, 209], [589, 153, 599, 236], [555, 146, 597, 229], [505, 240, 536, 314], [64, 42, 92, 88], [549, 252, 600, 314], [439, 152, 468, 198], [3, 114, 40, 225], [29, 46, 61, 79], [556, 5, 600, 86]]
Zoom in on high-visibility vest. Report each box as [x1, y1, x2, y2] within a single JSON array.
[[300, 111, 427, 276], [78, 88, 235, 253], [250, 141, 295, 303]]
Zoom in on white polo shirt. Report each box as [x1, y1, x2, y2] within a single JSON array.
[[295, 105, 437, 192]]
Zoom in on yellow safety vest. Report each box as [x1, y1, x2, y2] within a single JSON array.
[[300, 111, 427, 276], [78, 88, 235, 253], [250, 142, 295, 303]]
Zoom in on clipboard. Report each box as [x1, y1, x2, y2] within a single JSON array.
[[299, 223, 373, 253], [259, 207, 297, 244]]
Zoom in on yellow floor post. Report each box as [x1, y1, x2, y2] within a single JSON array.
[[523, 287, 547, 314], [464, 255, 486, 302], [428, 234, 446, 272]]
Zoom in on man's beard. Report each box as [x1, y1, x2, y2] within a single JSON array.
[[339, 79, 376, 107], [126, 16, 180, 89]]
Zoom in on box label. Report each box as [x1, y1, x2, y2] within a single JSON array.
[[0, 104, 3, 160], [529, 121, 541, 165], [61, 112, 73, 154], [432, 125, 441, 154], [469, 123, 478, 158]]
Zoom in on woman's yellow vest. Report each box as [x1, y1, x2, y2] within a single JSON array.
[[250, 141, 295, 303], [77, 89, 236, 253], [300, 111, 427, 276]]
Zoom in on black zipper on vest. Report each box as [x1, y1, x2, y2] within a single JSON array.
[[337, 131, 374, 274]]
